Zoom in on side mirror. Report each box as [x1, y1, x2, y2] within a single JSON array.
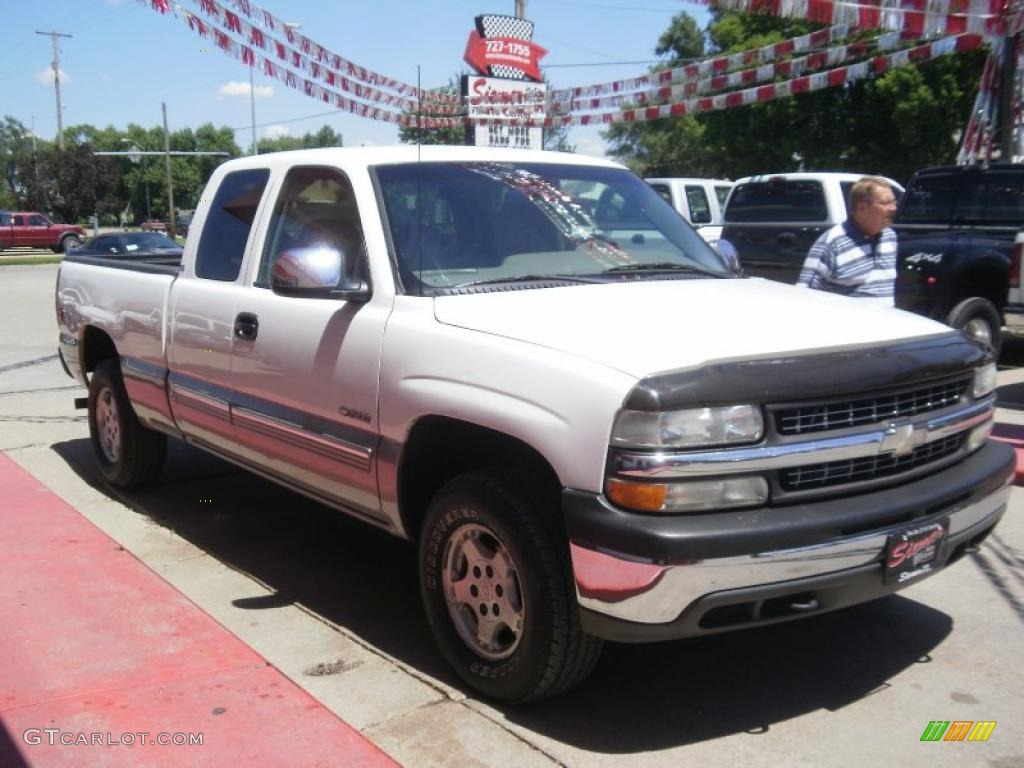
[[270, 243, 371, 302], [711, 238, 742, 275]]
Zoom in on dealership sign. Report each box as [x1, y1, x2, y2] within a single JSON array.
[[463, 75, 547, 149], [462, 14, 547, 147]]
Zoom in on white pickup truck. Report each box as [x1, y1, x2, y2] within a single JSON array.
[[56, 146, 1013, 703]]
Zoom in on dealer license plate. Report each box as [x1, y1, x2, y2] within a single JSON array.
[[883, 520, 948, 585]]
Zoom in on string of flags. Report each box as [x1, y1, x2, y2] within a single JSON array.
[[138, 0, 1014, 153]]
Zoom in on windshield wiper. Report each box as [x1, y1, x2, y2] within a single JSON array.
[[458, 273, 601, 288], [599, 262, 726, 278]]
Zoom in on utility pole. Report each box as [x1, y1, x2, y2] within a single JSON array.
[[515, 0, 526, 18], [249, 66, 258, 155], [162, 102, 177, 238], [36, 30, 72, 151]]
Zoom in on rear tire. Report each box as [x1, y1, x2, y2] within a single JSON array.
[[947, 297, 1002, 359], [60, 234, 82, 253], [419, 469, 602, 703], [87, 359, 166, 488]]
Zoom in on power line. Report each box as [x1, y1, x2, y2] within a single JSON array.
[[532, 0, 683, 11], [545, 59, 663, 67], [229, 108, 348, 135]]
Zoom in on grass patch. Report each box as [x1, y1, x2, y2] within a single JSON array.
[[0, 255, 64, 266]]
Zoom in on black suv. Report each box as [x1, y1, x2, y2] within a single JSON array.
[[893, 163, 1024, 358]]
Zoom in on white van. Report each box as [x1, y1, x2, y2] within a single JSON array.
[[645, 177, 734, 241]]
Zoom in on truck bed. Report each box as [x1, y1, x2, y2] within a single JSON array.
[[63, 252, 182, 275]]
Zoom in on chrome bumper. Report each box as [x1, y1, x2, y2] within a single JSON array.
[[571, 481, 1009, 628]]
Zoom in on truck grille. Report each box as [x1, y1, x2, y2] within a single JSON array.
[[779, 433, 965, 491], [775, 379, 969, 436]]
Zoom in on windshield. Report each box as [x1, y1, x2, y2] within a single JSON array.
[[374, 161, 732, 294]]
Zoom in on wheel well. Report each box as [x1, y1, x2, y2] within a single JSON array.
[[81, 326, 118, 375], [398, 416, 562, 541], [951, 265, 1007, 314]]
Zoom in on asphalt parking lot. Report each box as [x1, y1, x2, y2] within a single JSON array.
[[1, 263, 1022, 767]]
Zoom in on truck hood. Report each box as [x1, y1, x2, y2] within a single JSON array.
[[432, 278, 951, 378]]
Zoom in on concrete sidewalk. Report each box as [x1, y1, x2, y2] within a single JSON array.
[[0, 451, 399, 768]]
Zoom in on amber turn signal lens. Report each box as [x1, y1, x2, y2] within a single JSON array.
[[605, 478, 666, 512]]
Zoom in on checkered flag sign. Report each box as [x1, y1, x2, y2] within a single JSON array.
[[476, 14, 535, 80]]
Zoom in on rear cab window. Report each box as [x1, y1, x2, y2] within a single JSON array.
[[898, 176, 958, 223], [724, 180, 828, 222], [954, 171, 1024, 224], [194, 168, 270, 281]]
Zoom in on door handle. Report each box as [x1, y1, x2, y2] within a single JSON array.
[[234, 312, 259, 340], [776, 232, 797, 246]]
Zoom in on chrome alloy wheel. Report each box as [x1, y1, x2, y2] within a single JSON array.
[[963, 317, 994, 346], [96, 386, 122, 463], [441, 522, 525, 661]]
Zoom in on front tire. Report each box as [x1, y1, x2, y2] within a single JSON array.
[[87, 359, 166, 488], [419, 470, 602, 702], [947, 297, 1002, 359]]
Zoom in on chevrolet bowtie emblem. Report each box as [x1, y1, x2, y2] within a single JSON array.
[[881, 421, 928, 457]]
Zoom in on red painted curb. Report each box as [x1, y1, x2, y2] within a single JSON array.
[[990, 424, 1024, 485], [0, 451, 398, 768]]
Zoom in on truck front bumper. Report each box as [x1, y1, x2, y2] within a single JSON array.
[[564, 440, 1014, 642]]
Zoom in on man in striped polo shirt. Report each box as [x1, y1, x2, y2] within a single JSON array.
[[797, 176, 899, 306]]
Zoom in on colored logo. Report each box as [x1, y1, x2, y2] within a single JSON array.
[[920, 721, 997, 742]]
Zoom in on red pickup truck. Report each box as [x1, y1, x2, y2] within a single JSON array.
[[0, 211, 86, 253]]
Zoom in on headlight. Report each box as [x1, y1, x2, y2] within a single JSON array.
[[972, 362, 998, 399], [611, 404, 763, 449], [606, 476, 769, 513]]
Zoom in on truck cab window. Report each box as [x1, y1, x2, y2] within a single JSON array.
[[256, 166, 366, 289], [195, 168, 270, 281]]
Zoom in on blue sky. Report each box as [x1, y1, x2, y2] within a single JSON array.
[[0, 0, 709, 157]]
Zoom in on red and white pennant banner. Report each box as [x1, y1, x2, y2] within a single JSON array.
[[550, 30, 910, 113], [178, 0, 459, 114], [211, 0, 460, 107], [548, 24, 853, 102], [171, 7, 465, 128], [957, 38, 1003, 163], [702, 0, 1004, 38], [477, 32, 982, 127]]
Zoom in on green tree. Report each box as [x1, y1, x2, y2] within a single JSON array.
[[20, 144, 121, 223], [256, 124, 343, 154], [604, 12, 711, 175], [0, 116, 41, 209]]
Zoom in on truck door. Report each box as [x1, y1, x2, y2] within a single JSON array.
[[10, 214, 31, 247], [28, 214, 54, 248], [230, 165, 389, 522], [167, 167, 271, 456]]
